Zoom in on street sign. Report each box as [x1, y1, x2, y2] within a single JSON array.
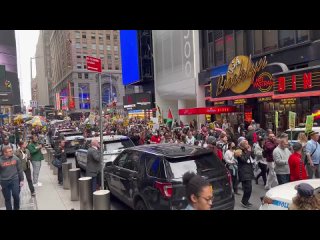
[[305, 115, 314, 133], [288, 111, 296, 129], [30, 100, 38, 108], [86, 56, 102, 73]]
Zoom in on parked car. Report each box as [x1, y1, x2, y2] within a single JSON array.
[[104, 143, 235, 210], [59, 131, 85, 155], [75, 135, 135, 170], [259, 179, 320, 210], [50, 128, 75, 148], [284, 127, 320, 145]]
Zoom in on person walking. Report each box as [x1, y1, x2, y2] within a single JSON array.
[[0, 137, 16, 156], [273, 134, 291, 185], [288, 142, 308, 182], [86, 139, 101, 192], [254, 138, 268, 186], [0, 146, 24, 210], [27, 134, 44, 187], [235, 140, 255, 208], [182, 171, 213, 210], [305, 131, 320, 179], [224, 142, 239, 194], [15, 141, 35, 196], [55, 140, 67, 185], [264, 133, 278, 190]]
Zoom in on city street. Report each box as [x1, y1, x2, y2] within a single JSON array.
[[0, 156, 267, 210]]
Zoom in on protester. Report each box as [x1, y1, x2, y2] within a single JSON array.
[[289, 183, 320, 210], [27, 134, 44, 187], [0, 137, 16, 156], [86, 139, 101, 192], [224, 142, 239, 194], [305, 131, 320, 179], [15, 141, 35, 196], [254, 137, 267, 186], [55, 140, 67, 185], [186, 131, 195, 145], [182, 171, 213, 210], [288, 142, 308, 182], [0, 145, 24, 210], [264, 133, 278, 190], [273, 134, 291, 185], [206, 136, 223, 161]]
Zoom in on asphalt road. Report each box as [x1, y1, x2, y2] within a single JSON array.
[[67, 156, 268, 210]]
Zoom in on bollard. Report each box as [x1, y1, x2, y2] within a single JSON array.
[[69, 168, 81, 201], [62, 162, 72, 189], [46, 148, 51, 165], [49, 149, 55, 170], [93, 190, 111, 210], [79, 177, 93, 210]]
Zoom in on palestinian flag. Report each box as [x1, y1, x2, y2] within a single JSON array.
[[166, 108, 173, 127]]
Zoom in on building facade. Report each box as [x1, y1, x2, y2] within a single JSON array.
[[31, 77, 38, 102], [199, 30, 320, 131], [152, 30, 205, 125], [47, 30, 124, 112], [0, 30, 21, 119]]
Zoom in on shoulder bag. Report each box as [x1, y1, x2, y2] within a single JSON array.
[[304, 142, 318, 165], [52, 158, 62, 168]]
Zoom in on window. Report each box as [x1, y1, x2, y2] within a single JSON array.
[[214, 30, 224, 65], [254, 30, 262, 54], [76, 43, 81, 49], [225, 33, 235, 63], [84, 73, 89, 79], [114, 152, 128, 168], [296, 30, 309, 43], [82, 33, 86, 38], [78, 73, 82, 79], [99, 36, 103, 41], [145, 155, 165, 178], [99, 45, 104, 50], [82, 44, 87, 49], [75, 31, 80, 38], [115, 65, 119, 70], [78, 83, 90, 109], [100, 50, 104, 54], [76, 55, 81, 59], [279, 30, 295, 48], [84, 65, 87, 69], [83, 55, 86, 59], [108, 64, 112, 70], [106, 34, 110, 40], [114, 35, 118, 40], [208, 31, 213, 43], [91, 35, 96, 40], [263, 30, 277, 52], [107, 54, 112, 60], [102, 64, 105, 70], [77, 64, 82, 69], [115, 55, 119, 60], [122, 152, 140, 171], [114, 46, 118, 51], [92, 53, 96, 57], [106, 45, 111, 51], [92, 44, 96, 49], [76, 39, 80, 43]]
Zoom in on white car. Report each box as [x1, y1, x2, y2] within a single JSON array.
[[259, 179, 320, 210], [285, 127, 320, 145]]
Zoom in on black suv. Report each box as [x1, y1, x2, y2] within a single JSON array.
[[104, 144, 234, 210]]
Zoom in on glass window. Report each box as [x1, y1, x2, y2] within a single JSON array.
[[279, 30, 295, 47], [75, 31, 80, 38], [77, 64, 82, 69], [76, 43, 81, 49], [254, 30, 262, 54], [76, 55, 81, 59], [145, 155, 166, 178], [107, 54, 112, 60], [82, 44, 87, 49], [84, 73, 89, 79], [82, 33, 86, 38], [114, 152, 128, 168], [115, 65, 119, 70], [114, 46, 118, 51], [263, 30, 277, 52], [78, 73, 82, 79], [106, 45, 111, 51], [91, 35, 95, 40], [115, 55, 119, 60], [235, 30, 244, 55], [114, 35, 118, 40], [76, 39, 80, 43], [225, 33, 235, 63], [84, 65, 87, 69], [78, 83, 90, 109], [92, 44, 96, 49], [99, 45, 104, 50], [106, 34, 110, 40], [296, 30, 309, 43], [108, 64, 112, 70], [208, 31, 213, 43], [83, 55, 86, 59], [164, 153, 224, 180], [214, 31, 224, 65]]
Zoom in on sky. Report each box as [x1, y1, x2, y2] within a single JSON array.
[[15, 30, 40, 106]]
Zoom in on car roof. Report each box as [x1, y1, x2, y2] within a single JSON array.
[[128, 143, 212, 158], [285, 127, 320, 132], [266, 179, 320, 203], [85, 135, 130, 142]]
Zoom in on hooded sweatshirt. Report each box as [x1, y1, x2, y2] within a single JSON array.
[[0, 155, 24, 182]]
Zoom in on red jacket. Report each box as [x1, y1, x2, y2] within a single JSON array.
[[288, 152, 308, 182]]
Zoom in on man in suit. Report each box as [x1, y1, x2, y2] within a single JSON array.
[[86, 139, 101, 192]]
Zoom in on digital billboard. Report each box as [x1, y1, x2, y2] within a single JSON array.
[[120, 30, 140, 85], [123, 93, 151, 110]]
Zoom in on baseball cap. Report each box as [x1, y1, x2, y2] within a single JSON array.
[[309, 131, 319, 137], [295, 183, 314, 197]]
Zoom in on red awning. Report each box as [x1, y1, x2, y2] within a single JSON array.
[[272, 91, 320, 99], [179, 106, 236, 115]]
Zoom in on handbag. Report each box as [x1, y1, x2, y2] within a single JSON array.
[[52, 158, 62, 168], [41, 148, 47, 155]]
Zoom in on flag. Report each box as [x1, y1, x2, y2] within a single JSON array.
[[157, 105, 163, 123], [167, 108, 173, 127]]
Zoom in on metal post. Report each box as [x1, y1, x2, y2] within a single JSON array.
[[49, 149, 55, 170], [93, 190, 110, 210], [79, 177, 93, 210], [99, 74, 104, 190], [69, 168, 80, 201], [62, 162, 72, 189]]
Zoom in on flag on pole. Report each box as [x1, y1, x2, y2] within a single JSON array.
[[167, 108, 174, 128]]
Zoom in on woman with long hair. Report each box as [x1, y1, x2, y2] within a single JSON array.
[[297, 132, 308, 165], [254, 138, 268, 186], [289, 183, 320, 210], [224, 142, 239, 194]]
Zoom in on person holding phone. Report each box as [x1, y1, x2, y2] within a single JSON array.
[[27, 134, 44, 187]]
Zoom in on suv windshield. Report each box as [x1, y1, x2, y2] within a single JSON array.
[[165, 153, 224, 179], [284, 130, 304, 141], [103, 139, 134, 152]]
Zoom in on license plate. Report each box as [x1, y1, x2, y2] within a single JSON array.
[[71, 141, 79, 146]]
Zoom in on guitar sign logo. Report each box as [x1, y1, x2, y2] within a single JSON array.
[[5, 80, 12, 89]]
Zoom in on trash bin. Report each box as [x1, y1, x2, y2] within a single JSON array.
[[62, 162, 72, 189], [93, 190, 111, 210], [79, 177, 93, 210], [69, 168, 81, 201]]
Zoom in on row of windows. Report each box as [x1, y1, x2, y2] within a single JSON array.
[[76, 54, 119, 60], [76, 64, 119, 70], [202, 30, 310, 69], [75, 43, 118, 51], [75, 32, 118, 41]]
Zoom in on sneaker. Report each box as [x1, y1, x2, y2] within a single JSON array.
[[31, 192, 36, 197], [265, 186, 270, 190], [33, 183, 38, 187], [37, 182, 43, 187], [247, 202, 253, 207], [241, 202, 251, 209]]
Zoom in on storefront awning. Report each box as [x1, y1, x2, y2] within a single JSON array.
[[205, 92, 273, 102], [179, 106, 236, 115], [272, 91, 320, 99]]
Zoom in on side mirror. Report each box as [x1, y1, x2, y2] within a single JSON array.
[[105, 161, 113, 167]]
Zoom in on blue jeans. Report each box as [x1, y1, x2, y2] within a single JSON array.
[[1, 178, 20, 210], [276, 174, 290, 185], [91, 176, 97, 193]]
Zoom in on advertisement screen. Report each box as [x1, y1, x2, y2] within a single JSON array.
[[120, 30, 140, 85]]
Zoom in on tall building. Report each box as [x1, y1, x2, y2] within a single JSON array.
[[31, 77, 38, 101], [48, 30, 124, 112], [0, 30, 21, 118]]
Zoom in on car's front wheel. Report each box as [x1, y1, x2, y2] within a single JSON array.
[[135, 200, 147, 210]]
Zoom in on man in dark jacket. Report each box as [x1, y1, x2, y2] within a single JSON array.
[[86, 139, 101, 192], [0, 145, 24, 210], [264, 133, 278, 190], [246, 125, 257, 147], [235, 140, 255, 208], [55, 140, 67, 185]]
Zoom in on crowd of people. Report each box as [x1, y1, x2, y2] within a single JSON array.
[[1, 114, 320, 210]]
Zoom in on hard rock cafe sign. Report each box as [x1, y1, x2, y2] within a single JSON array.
[[216, 55, 269, 96]]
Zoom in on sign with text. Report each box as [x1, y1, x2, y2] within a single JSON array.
[[179, 106, 236, 115], [30, 100, 37, 108], [213, 101, 226, 106], [289, 111, 296, 129], [123, 93, 152, 110], [280, 98, 296, 104], [275, 111, 279, 128], [258, 97, 272, 102], [0, 65, 12, 93], [233, 99, 247, 105], [305, 115, 314, 133], [86, 56, 102, 73]]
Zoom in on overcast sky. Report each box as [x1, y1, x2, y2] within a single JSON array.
[[15, 30, 39, 106]]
